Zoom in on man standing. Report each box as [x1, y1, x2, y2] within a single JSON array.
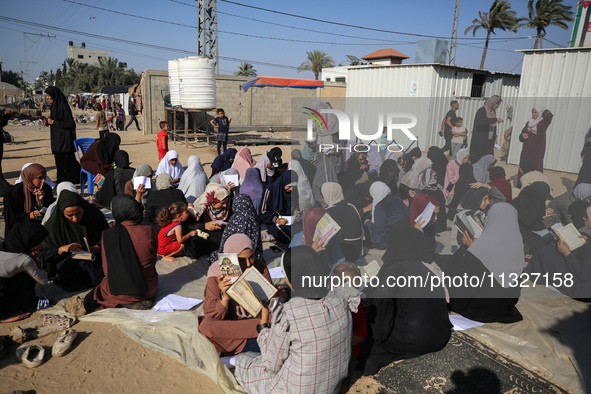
[[440, 100, 459, 157], [125, 98, 141, 131]]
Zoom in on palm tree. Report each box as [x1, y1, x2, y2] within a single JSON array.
[[297, 50, 335, 80], [526, 0, 574, 49], [1, 70, 24, 89], [464, 0, 523, 69], [234, 62, 257, 77]]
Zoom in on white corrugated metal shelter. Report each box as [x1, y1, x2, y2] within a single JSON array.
[[344, 63, 520, 152], [507, 47, 591, 174]]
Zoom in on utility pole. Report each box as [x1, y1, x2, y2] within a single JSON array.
[[449, 0, 460, 66], [197, 0, 219, 73], [22, 32, 55, 88]]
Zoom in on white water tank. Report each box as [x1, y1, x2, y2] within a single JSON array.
[[168, 59, 180, 107], [178, 56, 216, 110]]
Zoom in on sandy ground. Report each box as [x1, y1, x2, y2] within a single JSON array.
[[0, 108, 580, 393]]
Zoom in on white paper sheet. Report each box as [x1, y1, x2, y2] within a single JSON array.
[[153, 294, 203, 312], [269, 267, 285, 279], [415, 202, 436, 228], [449, 314, 484, 331], [133, 176, 152, 190], [222, 174, 239, 187]]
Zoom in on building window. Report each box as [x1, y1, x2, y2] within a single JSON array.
[[471, 73, 486, 98], [336, 77, 346, 82], [77, 55, 83, 59], [325, 78, 331, 81], [98, 56, 102, 61]]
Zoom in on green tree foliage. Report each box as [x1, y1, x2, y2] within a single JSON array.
[[526, 0, 574, 49], [234, 62, 257, 77], [297, 50, 335, 80], [464, 0, 524, 69], [52, 57, 139, 95], [1, 70, 24, 89]]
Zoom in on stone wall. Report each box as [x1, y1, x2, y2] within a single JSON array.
[[140, 71, 346, 134]]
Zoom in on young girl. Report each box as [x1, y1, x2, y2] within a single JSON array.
[[95, 103, 109, 139], [157, 202, 197, 261]]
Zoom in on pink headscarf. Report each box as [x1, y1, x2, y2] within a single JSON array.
[[302, 207, 327, 246], [232, 147, 256, 179], [207, 234, 253, 278]]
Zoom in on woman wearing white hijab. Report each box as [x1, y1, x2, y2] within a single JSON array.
[[41, 182, 78, 225], [288, 160, 313, 211], [518, 104, 553, 185], [155, 150, 184, 182], [400, 157, 433, 190], [178, 156, 209, 204]]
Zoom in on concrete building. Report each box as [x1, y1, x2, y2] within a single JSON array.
[[507, 47, 591, 174], [0, 81, 24, 105], [361, 48, 410, 66], [139, 70, 346, 135], [322, 66, 349, 83], [67, 42, 110, 66]]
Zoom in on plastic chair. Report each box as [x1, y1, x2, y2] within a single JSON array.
[[73, 138, 96, 195]]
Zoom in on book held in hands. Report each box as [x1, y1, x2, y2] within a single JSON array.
[[226, 267, 277, 317]]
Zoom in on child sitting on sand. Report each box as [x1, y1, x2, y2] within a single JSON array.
[[157, 202, 197, 261]]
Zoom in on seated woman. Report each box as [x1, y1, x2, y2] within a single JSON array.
[[291, 207, 344, 267], [401, 146, 421, 173], [447, 162, 481, 219], [16, 162, 56, 190], [235, 245, 359, 393], [155, 150, 184, 183], [427, 146, 448, 188], [527, 205, 591, 300], [400, 157, 432, 190], [211, 148, 237, 177], [364, 181, 408, 250], [232, 147, 257, 179], [254, 147, 282, 186], [143, 174, 187, 226], [417, 168, 448, 234], [80, 133, 120, 176], [511, 183, 553, 254], [289, 160, 314, 212], [322, 182, 364, 262], [240, 168, 265, 216], [199, 234, 274, 355], [363, 226, 451, 375], [544, 183, 591, 228], [4, 163, 55, 236], [408, 191, 441, 253], [472, 154, 497, 183], [441, 203, 524, 323], [378, 159, 401, 196], [41, 190, 109, 292], [488, 166, 512, 202], [210, 194, 262, 263], [95, 150, 135, 208], [291, 148, 316, 185], [184, 183, 231, 259], [93, 195, 158, 310], [338, 155, 368, 194], [260, 171, 297, 245], [42, 182, 79, 225], [444, 148, 469, 202], [178, 155, 209, 204], [0, 221, 49, 321], [124, 164, 155, 207]]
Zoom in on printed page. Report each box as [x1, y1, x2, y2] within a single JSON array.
[[227, 278, 262, 317], [415, 202, 435, 228], [242, 267, 277, 303], [313, 213, 342, 247], [218, 253, 242, 283], [133, 176, 151, 190], [556, 223, 586, 250]]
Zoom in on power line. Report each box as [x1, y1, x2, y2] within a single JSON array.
[[0, 16, 298, 69], [542, 37, 566, 48], [60, 0, 416, 46], [218, 0, 530, 41]]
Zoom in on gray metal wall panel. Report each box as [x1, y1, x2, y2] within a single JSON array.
[[507, 49, 591, 174]]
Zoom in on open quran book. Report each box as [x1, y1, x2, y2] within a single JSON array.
[[551, 223, 586, 251], [226, 267, 277, 317], [454, 211, 484, 239]]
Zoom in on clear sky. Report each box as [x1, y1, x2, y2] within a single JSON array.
[[0, 0, 579, 84]]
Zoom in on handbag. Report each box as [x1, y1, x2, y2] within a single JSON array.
[[1, 129, 13, 144]]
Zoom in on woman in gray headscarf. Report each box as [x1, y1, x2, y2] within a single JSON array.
[[470, 95, 503, 163], [400, 157, 432, 190], [441, 202, 524, 323], [544, 183, 591, 228], [312, 151, 339, 207], [124, 164, 155, 207]]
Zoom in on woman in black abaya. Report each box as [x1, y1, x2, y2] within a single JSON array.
[[45, 86, 80, 184]]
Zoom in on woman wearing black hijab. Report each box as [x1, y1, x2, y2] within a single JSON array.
[[447, 162, 477, 219], [93, 195, 158, 310], [364, 226, 451, 376], [80, 132, 121, 177], [45, 86, 80, 184], [402, 147, 421, 173], [41, 190, 109, 292], [378, 159, 400, 196], [427, 146, 448, 188], [0, 221, 49, 319], [511, 183, 551, 254], [338, 155, 368, 194], [95, 150, 135, 208]]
